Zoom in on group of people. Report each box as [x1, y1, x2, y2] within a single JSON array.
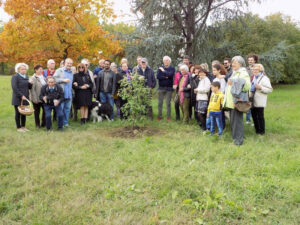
[[11, 53, 273, 145]]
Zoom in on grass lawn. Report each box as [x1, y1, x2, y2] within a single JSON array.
[[0, 75, 299, 224]]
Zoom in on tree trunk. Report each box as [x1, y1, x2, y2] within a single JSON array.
[[0, 62, 5, 74]]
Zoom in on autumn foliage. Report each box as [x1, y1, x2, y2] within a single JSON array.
[[0, 0, 122, 64]]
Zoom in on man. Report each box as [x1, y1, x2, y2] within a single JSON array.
[[224, 58, 233, 82], [183, 55, 190, 66], [132, 56, 143, 74], [156, 56, 175, 121], [95, 60, 116, 120], [93, 59, 105, 80], [137, 58, 156, 120], [246, 54, 259, 125], [53, 58, 74, 127], [44, 59, 56, 78], [247, 54, 259, 79], [118, 58, 132, 73], [40, 76, 64, 131]]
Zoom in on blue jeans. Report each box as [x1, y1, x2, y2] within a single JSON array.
[[209, 111, 223, 136], [60, 98, 72, 126], [44, 104, 63, 130], [100, 92, 114, 119], [246, 109, 251, 122]]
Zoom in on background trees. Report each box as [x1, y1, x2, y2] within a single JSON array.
[[0, 0, 122, 65]]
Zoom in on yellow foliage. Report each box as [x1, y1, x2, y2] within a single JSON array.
[[0, 0, 122, 65]]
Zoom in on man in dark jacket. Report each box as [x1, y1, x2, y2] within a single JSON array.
[[156, 56, 175, 120], [40, 76, 64, 131], [137, 58, 156, 120], [95, 60, 116, 119], [224, 58, 233, 82]]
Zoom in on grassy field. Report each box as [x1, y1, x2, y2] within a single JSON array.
[[0, 75, 299, 225]]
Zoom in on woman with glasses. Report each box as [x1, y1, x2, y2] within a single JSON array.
[[73, 63, 93, 124]]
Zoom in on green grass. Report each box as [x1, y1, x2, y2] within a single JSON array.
[[0, 75, 299, 224]]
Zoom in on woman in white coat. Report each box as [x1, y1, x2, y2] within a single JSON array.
[[250, 64, 273, 135]]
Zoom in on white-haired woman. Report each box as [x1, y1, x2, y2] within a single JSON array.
[[178, 64, 191, 123], [44, 59, 56, 77], [250, 64, 273, 135], [223, 56, 251, 145], [11, 63, 32, 132]]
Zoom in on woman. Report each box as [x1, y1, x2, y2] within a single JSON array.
[[250, 64, 273, 135], [190, 65, 200, 121], [29, 64, 46, 128], [212, 64, 227, 128], [117, 63, 131, 119], [194, 67, 211, 131], [11, 63, 32, 132], [223, 56, 251, 145], [73, 63, 93, 124], [178, 65, 191, 123], [111, 62, 121, 118]]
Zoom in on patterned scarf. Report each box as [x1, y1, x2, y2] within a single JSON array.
[[179, 73, 189, 105]]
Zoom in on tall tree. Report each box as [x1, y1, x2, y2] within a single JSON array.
[[129, 0, 260, 65], [0, 0, 122, 64]]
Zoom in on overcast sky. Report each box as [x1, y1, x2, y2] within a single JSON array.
[[1, 0, 300, 24]]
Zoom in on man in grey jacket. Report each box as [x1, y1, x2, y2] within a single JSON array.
[[95, 60, 116, 119], [53, 58, 74, 127]]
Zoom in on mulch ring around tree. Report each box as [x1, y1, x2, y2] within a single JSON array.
[[108, 126, 162, 139]]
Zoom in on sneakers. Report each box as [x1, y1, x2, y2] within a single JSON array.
[[17, 128, 26, 132], [246, 121, 251, 125], [157, 117, 162, 121], [167, 118, 171, 121]]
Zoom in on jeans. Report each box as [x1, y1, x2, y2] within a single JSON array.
[[60, 98, 72, 126], [114, 98, 121, 118], [246, 109, 252, 122], [158, 89, 173, 118], [209, 111, 223, 136], [100, 92, 114, 119], [44, 104, 63, 130]]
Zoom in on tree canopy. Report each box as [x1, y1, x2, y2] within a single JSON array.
[[0, 0, 122, 64]]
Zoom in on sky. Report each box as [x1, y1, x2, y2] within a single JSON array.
[[0, 0, 300, 24]]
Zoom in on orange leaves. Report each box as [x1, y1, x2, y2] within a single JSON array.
[[0, 0, 122, 64]]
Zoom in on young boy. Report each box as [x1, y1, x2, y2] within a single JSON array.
[[207, 81, 224, 136]]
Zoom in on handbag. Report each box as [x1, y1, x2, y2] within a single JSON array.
[[234, 101, 252, 113]]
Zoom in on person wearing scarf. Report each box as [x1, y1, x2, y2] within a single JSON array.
[[11, 63, 32, 132], [178, 65, 191, 123], [29, 64, 47, 128], [250, 64, 273, 135]]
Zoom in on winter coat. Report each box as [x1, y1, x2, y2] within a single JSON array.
[[156, 65, 175, 91], [137, 66, 156, 89], [29, 74, 46, 104], [195, 76, 211, 101], [11, 73, 32, 106], [250, 75, 273, 108]]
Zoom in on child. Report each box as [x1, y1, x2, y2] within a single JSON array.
[[207, 81, 224, 136]]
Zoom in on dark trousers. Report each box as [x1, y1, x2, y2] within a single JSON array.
[[119, 97, 128, 120], [14, 106, 26, 129], [198, 113, 207, 131], [175, 101, 180, 120], [251, 107, 265, 134], [230, 109, 244, 145], [44, 104, 64, 130], [33, 103, 45, 127]]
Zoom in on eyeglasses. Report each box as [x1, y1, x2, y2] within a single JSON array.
[[78, 66, 85, 69]]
